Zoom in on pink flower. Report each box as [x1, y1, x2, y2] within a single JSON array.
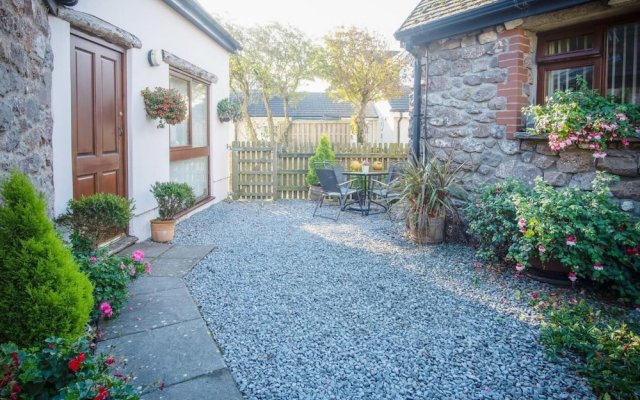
[[593, 151, 607, 158], [131, 250, 145, 262], [519, 226, 527, 233], [517, 218, 526, 228], [531, 293, 539, 301], [568, 272, 577, 282], [569, 298, 578, 305], [622, 138, 630, 146], [538, 245, 546, 253], [566, 237, 576, 246], [515, 263, 525, 272], [105, 356, 115, 365], [90, 257, 97, 263], [617, 113, 628, 121], [145, 262, 152, 274], [119, 262, 126, 270], [538, 301, 548, 308], [594, 262, 604, 271], [130, 267, 136, 277], [99, 301, 113, 318]]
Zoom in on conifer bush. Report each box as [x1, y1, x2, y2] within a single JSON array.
[[0, 172, 93, 348], [306, 134, 336, 186]]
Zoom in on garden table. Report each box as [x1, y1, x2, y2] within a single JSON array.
[[341, 171, 390, 216]]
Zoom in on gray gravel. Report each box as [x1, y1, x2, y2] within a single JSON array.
[[176, 201, 594, 400]]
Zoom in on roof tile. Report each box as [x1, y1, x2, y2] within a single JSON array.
[[398, 0, 500, 35]]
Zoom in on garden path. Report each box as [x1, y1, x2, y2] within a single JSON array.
[[176, 201, 595, 400]]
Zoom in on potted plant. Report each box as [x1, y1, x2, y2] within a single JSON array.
[[508, 173, 640, 304], [149, 182, 195, 242], [217, 98, 242, 123], [523, 77, 640, 157], [361, 159, 370, 173], [141, 87, 188, 128], [395, 156, 464, 244], [306, 134, 336, 200]]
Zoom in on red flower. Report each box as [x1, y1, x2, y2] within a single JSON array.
[[68, 358, 81, 372], [77, 352, 85, 363], [105, 356, 115, 365], [626, 247, 639, 256], [531, 293, 539, 301], [94, 386, 109, 400], [12, 383, 21, 393]]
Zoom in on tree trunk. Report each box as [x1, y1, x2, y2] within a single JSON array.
[[355, 102, 368, 143], [282, 96, 292, 145], [241, 96, 258, 141], [261, 93, 276, 143]]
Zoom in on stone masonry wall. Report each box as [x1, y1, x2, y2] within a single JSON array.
[[421, 21, 640, 215], [0, 0, 54, 210]]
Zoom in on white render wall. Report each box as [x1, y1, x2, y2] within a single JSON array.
[[50, 0, 233, 240]]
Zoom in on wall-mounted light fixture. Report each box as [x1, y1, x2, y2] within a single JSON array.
[[147, 50, 163, 67]]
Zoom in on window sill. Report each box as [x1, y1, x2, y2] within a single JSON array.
[[174, 196, 216, 221]]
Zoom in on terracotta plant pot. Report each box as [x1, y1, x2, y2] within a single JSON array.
[[308, 185, 322, 201], [525, 257, 573, 286], [150, 219, 176, 243], [407, 216, 445, 245]]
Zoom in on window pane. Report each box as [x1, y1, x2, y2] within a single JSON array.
[[607, 22, 639, 104], [545, 66, 593, 97], [546, 34, 593, 55], [191, 82, 208, 147], [170, 156, 209, 200], [169, 76, 189, 147]]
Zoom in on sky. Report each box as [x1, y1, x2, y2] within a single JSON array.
[[200, 0, 420, 50]]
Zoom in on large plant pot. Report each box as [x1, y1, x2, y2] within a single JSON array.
[[408, 216, 445, 245], [525, 257, 573, 286], [308, 185, 322, 201], [150, 219, 176, 243]]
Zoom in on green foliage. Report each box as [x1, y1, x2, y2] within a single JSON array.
[[75, 250, 150, 321], [141, 87, 188, 128], [150, 182, 196, 220], [1, 335, 140, 399], [509, 173, 640, 303], [320, 27, 405, 142], [465, 180, 532, 263], [0, 172, 93, 348], [524, 76, 640, 154], [217, 98, 242, 123], [394, 156, 464, 234], [539, 301, 640, 399], [57, 193, 134, 254], [306, 135, 336, 186]]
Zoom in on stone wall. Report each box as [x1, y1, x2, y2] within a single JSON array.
[[419, 21, 640, 215], [0, 0, 54, 210]]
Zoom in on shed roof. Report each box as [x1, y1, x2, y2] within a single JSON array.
[[388, 89, 411, 112], [246, 93, 378, 120]]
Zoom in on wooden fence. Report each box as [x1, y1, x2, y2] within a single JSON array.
[[230, 141, 409, 200], [279, 120, 378, 145]]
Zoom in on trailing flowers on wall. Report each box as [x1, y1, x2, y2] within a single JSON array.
[[524, 78, 640, 158], [141, 87, 188, 128]]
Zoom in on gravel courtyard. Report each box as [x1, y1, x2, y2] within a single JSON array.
[[175, 201, 593, 400]]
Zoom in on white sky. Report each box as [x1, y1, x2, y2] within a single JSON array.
[[200, 0, 419, 50]]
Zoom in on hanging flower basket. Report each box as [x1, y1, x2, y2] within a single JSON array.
[[216, 98, 241, 123], [141, 87, 188, 128]]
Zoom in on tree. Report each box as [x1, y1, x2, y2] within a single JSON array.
[[321, 27, 404, 143], [228, 24, 259, 141]]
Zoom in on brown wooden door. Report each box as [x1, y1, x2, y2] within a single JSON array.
[[71, 33, 126, 199]]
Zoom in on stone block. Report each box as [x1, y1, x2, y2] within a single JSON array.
[[544, 171, 570, 187], [461, 46, 487, 59], [463, 74, 482, 86], [569, 172, 597, 190], [482, 69, 507, 84], [450, 59, 472, 76], [557, 151, 595, 173], [466, 104, 482, 114], [519, 140, 536, 151], [469, 124, 491, 138], [495, 160, 542, 185], [481, 151, 502, 167], [477, 165, 494, 175], [521, 151, 534, 163], [460, 137, 485, 153], [597, 152, 639, 176], [532, 154, 556, 170], [471, 111, 496, 123], [478, 31, 498, 44], [491, 125, 506, 139], [461, 35, 477, 47], [471, 86, 497, 102], [487, 96, 507, 110], [443, 39, 461, 49], [445, 128, 468, 138], [451, 88, 471, 101], [504, 18, 524, 30], [429, 59, 449, 76], [428, 76, 450, 91], [499, 140, 519, 155], [536, 143, 558, 156], [431, 106, 467, 126], [484, 139, 497, 148], [429, 137, 454, 148], [610, 179, 640, 201], [491, 39, 507, 54]]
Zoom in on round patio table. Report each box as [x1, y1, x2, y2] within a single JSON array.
[[341, 170, 389, 216]]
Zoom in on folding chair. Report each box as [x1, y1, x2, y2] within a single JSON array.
[[371, 163, 403, 220], [313, 169, 359, 221]]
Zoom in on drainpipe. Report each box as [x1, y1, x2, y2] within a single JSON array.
[[408, 45, 423, 162], [396, 112, 404, 145]]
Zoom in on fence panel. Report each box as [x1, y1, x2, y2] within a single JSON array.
[[231, 141, 409, 200]]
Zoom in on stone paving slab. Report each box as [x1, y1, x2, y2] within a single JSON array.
[[141, 369, 243, 400], [128, 276, 184, 297], [100, 318, 226, 393], [148, 257, 202, 278], [119, 241, 173, 258], [102, 286, 201, 340], [159, 244, 215, 260]]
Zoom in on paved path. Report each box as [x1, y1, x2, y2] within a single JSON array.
[[98, 241, 243, 400]]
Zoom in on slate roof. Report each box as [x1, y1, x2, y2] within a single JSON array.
[[246, 93, 378, 119], [389, 89, 411, 112], [397, 0, 501, 35]]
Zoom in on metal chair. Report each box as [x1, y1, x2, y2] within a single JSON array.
[[371, 163, 403, 219], [313, 168, 359, 221]]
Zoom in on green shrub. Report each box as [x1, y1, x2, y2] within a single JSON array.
[[150, 182, 195, 220], [217, 98, 242, 122], [0, 172, 93, 348], [57, 193, 134, 254], [539, 300, 640, 399], [306, 135, 336, 186], [464, 180, 532, 263], [76, 250, 151, 321], [0, 335, 140, 399], [510, 173, 640, 304]]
